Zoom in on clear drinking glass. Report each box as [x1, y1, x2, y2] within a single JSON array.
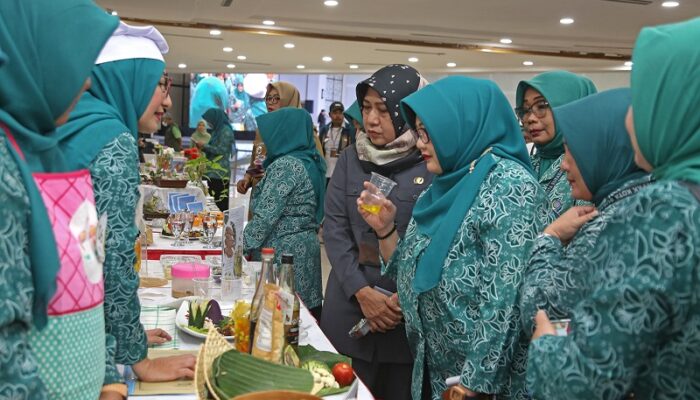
[[182, 211, 194, 245], [203, 214, 218, 249], [169, 212, 185, 247], [193, 278, 211, 300], [360, 172, 397, 215]]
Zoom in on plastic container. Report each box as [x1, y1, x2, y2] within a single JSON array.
[[171, 262, 210, 298]]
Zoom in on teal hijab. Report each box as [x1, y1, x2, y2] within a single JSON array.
[[256, 108, 327, 224], [190, 76, 228, 128], [203, 107, 230, 134], [554, 88, 645, 206], [343, 101, 363, 127], [56, 59, 165, 171], [401, 76, 533, 293], [632, 17, 700, 184], [516, 71, 597, 176], [0, 0, 117, 328]]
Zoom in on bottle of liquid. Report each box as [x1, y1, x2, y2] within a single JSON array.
[[249, 248, 276, 351], [277, 254, 300, 350]]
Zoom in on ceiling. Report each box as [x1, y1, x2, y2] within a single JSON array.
[[94, 0, 700, 74]]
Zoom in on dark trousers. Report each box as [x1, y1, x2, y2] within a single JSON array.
[[352, 357, 413, 400], [208, 178, 229, 211]]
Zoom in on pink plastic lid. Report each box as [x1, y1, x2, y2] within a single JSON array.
[[171, 263, 210, 279]]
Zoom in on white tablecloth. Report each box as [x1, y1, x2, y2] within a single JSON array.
[[135, 263, 373, 399]]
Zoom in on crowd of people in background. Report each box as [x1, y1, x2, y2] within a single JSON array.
[[0, 0, 698, 399]]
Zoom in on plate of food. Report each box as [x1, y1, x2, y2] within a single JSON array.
[[176, 299, 235, 340]]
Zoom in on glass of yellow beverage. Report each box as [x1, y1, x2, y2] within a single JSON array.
[[360, 172, 397, 215]]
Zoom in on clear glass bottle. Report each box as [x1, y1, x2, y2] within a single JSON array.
[[249, 247, 276, 351], [278, 254, 300, 350]]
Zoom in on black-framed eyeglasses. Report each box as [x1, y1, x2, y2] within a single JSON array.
[[158, 74, 172, 96], [515, 100, 550, 122], [265, 95, 281, 104], [414, 127, 430, 144]]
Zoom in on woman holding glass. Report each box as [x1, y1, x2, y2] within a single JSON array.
[[321, 64, 432, 400], [359, 76, 546, 399]]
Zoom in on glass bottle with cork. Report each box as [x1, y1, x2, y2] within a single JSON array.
[[249, 247, 276, 351], [277, 253, 300, 350]]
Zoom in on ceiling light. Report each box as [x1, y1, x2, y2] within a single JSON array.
[[110, 10, 118, 16], [284, 43, 295, 49], [322, 56, 333, 62], [178, 63, 187, 69], [446, 62, 457, 68], [560, 17, 575, 25], [237, 55, 247, 60], [480, 49, 493, 53], [209, 29, 222, 36], [324, 0, 339, 6], [662, 1, 679, 7], [257, 31, 269, 35], [523, 61, 534, 66], [296, 64, 306, 69], [349, 64, 359, 69], [499, 38, 513, 44], [227, 64, 236, 69], [223, 47, 233, 52], [262, 20, 275, 26], [624, 61, 633, 67], [408, 57, 419, 63]]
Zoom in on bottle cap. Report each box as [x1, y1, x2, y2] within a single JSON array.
[[281, 254, 294, 264], [261, 248, 275, 255]]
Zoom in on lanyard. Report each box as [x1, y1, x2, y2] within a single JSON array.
[[599, 179, 654, 212]]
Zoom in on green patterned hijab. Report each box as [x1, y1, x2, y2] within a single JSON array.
[[632, 17, 700, 184], [516, 71, 597, 175], [401, 76, 533, 293], [256, 108, 327, 224], [0, 0, 118, 328], [554, 88, 645, 206]]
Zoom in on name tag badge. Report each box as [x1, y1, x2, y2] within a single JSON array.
[[551, 319, 571, 336], [413, 177, 424, 185], [330, 147, 338, 158]]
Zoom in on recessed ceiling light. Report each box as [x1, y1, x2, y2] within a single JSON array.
[[110, 10, 118, 16], [237, 55, 247, 60], [296, 64, 306, 69], [523, 61, 534, 66], [262, 20, 275, 26], [284, 43, 295, 49], [210, 29, 222, 36], [408, 57, 419, 63], [624, 61, 633, 67], [322, 56, 333, 62], [349, 64, 359, 69], [662, 1, 680, 7], [324, 0, 339, 6], [480, 49, 493, 53], [446, 62, 457, 68], [499, 38, 513, 44], [178, 63, 187, 69], [223, 47, 233, 52], [560, 17, 575, 25], [257, 31, 269, 35], [227, 64, 236, 69]]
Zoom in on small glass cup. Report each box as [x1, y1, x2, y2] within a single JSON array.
[[220, 277, 242, 303], [360, 172, 397, 215], [193, 278, 211, 299]]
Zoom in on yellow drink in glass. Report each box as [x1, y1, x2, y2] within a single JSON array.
[[361, 203, 382, 215]]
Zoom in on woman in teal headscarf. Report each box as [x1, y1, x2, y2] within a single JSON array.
[[528, 18, 700, 400], [200, 107, 235, 211], [0, 0, 117, 398], [243, 107, 326, 319], [359, 76, 547, 399], [189, 76, 228, 128], [515, 71, 597, 222], [57, 22, 196, 391]]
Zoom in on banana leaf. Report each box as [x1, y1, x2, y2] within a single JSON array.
[[211, 349, 314, 397]]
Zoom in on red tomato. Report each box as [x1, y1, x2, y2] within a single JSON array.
[[332, 362, 354, 387]]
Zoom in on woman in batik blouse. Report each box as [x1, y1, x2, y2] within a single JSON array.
[[528, 17, 700, 400], [359, 76, 547, 400]]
